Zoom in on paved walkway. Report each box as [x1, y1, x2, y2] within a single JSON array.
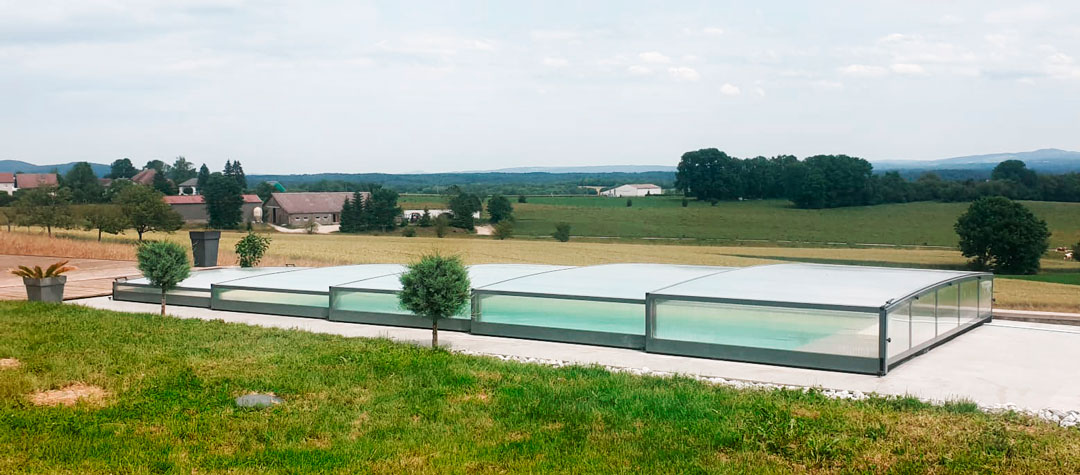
[[70, 296, 1080, 412], [0, 255, 139, 301]]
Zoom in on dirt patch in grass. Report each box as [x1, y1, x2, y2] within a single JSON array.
[[29, 383, 109, 407], [0, 358, 20, 369]]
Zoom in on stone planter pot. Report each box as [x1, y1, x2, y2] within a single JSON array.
[[189, 231, 221, 267], [23, 276, 67, 302]]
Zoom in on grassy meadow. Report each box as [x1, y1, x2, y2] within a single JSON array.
[[401, 195, 1080, 248], [1, 302, 1078, 473]]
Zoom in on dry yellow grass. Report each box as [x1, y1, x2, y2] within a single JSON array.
[[992, 279, 1080, 313], [3, 228, 1078, 312]]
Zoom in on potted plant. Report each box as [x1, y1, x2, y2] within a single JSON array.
[[10, 261, 77, 302]]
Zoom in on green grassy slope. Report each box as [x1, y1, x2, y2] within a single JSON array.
[[1, 302, 1078, 473]]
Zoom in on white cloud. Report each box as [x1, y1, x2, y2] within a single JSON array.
[[627, 65, 652, 75], [754, 86, 766, 97], [720, 83, 740, 95], [668, 66, 700, 81], [542, 57, 569, 68], [638, 51, 671, 64], [682, 54, 699, 62], [702, 27, 725, 36], [890, 63, 926, 75], [840, 64, 888, 77]]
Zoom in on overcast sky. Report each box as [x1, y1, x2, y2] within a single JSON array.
[[2, 1, 1079, 173]]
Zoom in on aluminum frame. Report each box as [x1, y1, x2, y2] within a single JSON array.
[[645, 273, 992, 376]]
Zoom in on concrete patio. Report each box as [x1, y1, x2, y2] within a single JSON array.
[[68, 295, 1080, 413]]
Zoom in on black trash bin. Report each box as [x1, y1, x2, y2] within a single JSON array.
[[189, 231, 221, 267]]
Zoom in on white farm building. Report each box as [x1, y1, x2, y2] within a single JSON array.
[[599, 183, 662, 197]]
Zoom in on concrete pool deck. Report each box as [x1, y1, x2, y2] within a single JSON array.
[[70, 296, 1080, 413]]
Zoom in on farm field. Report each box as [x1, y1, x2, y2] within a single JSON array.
[[2, 302, 1079, 473], [400, 196, 1080, 248], [3, 228, 1079, 312]]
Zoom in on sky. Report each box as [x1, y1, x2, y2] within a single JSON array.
[[1, 1, 1079, 174]]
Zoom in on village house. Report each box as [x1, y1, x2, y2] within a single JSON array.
[[599, 183, 662, 197], [0, 173, 13, 195], [163, 195, 263, 224], [262, 192, 369, 227], [0, 172, 60, 194], [177, 178, 199, 196]]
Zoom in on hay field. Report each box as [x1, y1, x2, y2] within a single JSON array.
[[3, 228, 1078, 312]]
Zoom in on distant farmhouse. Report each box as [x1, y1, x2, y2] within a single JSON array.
[[599, 183, 662, 197], [163, 195, 263, 224], [177, 178, 199, 196], [0, 172, 60, 195], [263, 192, 369, 227], [402, 209, 480, 223]]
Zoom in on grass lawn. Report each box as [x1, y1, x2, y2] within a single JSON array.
[[400, 195, 1080, 248], [1000, 273, 1080, 286], [1, 302, 1078, 473]]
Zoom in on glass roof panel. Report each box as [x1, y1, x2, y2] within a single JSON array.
[[335, 263, 573, 291], [477, 263, 732, 300], [125, 267, 308, 289], [653, 263, 984, 308], [217, 264, 405, 292]]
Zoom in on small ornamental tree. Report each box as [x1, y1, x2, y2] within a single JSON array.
[[553, 222, 571, 242], [955, 197, 1050, 274], [136, 241, 191, 316], [234, 232, 271, 267], [517, 195, 527, 203], [398, 254, 471, 348]]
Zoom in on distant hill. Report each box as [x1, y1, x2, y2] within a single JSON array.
[[0, 160, 111, 176], [475, 165, 677, 173], [873, 149, 1080, 174]]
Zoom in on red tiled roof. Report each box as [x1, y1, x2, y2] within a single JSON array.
[[0, 173, 13, 184], [15, 173, 58, 189], [163, 194, 262, 205], [131, 168, 156, 185]]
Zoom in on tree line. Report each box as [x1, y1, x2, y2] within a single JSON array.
[[675, 148, 1080, 209]]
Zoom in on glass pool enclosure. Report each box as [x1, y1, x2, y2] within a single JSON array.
[[114, 262, 992, 375], [330, 264, 572, 331]]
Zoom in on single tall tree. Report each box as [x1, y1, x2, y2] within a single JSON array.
[[136, 241, 191, 316], [196, 164, 211, 189], [152, 169, 177, 195], [107, 158, 138, 179], [114, 185, 183, 240], [168, 156, 197, 183], [64, 161, 105, 203], [486, 194, 513, 224], [955, 197, 1050, 274], [398, 254, 471, 348], [203, 172, 244, 229]]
